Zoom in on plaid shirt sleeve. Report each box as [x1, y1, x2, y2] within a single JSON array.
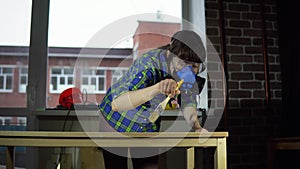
[[99, 49, 165, 132], [180, 90, 197, 109], [110, 52, 160, 100]]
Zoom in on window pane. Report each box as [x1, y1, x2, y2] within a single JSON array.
[[83, 69, 92, 75], [91, 78, 96, 85], [64, 68, 73, 75], [3, 67, 13, 74], [20, 76, 27, 84], [19, 67, 28, 93], [21, 68, 28, 74], [49, 0, 181, 48], [60, 77, 65, 84], [6, 76, 12, 90], [96, 69, 104, 75], [52, 68, 61, 74], [51, 77, 57, 90], [98, 77, 104, 90], [0, 0, 31, 109], [67, 77, 73, 85], [82, 77, 88, 84], [0, 76, 3, 89]]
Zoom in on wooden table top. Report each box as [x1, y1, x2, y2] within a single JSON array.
[[0, 131, 228, 138]]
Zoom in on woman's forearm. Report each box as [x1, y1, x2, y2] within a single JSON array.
[[111, 83, 160, 112], [182, 106, 202, 130]]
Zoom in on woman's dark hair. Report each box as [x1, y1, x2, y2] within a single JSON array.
[[166, 30, 206, 63]]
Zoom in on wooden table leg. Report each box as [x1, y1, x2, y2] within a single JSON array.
[[80, 147, 105, 169], [214, 138, 227, 169], [187, 147, 195, 169], [6, 146, 15, 169]]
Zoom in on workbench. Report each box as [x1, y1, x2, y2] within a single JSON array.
[[0, 131, 228, 169]]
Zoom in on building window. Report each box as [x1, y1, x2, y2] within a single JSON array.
[[19, 67, 28, 93], [50, 67, 74, 93], [111, 68, 128, 85], [81, 68, 106, 94], [18, 117, 27, 126], [0, 66, 14, 93], [0, 116, 12, 126]]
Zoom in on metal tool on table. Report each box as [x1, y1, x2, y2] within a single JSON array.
[[148, 79, 184, 123]]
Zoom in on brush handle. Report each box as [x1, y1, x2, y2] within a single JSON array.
[[148, 79, 184, 123], [175, 79, 184, 93], [168, 79, 184, 97]]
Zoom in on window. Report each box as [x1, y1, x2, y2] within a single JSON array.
[[0, 66, 14, 92], [18, 117, 27, 126], [0, 0, 31, 108], [81, 68, 106, 94], [111, 68, 128, 85], [0, 116, 26, 126], [0, 116, 11, 126], [19, 67, 28, 93], [50, 67, 75, 93]]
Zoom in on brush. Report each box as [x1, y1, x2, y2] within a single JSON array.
[[148, 79, 184, 123]]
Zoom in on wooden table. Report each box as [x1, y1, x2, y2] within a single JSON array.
[[0, 131, 228, 169]]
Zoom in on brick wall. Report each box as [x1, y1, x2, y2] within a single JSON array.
[[205, 0, 281, 168]]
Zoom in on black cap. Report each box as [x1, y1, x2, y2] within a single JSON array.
[[170, 30, 206, 63]]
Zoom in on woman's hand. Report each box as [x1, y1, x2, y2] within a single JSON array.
[[195, 128, 209, 133], [158, 79, 181, 97]]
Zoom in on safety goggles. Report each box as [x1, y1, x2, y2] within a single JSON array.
[[172, 55, 198, 72]]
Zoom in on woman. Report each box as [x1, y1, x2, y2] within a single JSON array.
[[99, 30, 208, 169]]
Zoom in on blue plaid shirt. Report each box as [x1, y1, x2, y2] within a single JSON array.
[[99, 49, 197, 132]]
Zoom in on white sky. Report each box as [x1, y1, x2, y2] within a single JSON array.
[[0, 0, 181, 48]]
